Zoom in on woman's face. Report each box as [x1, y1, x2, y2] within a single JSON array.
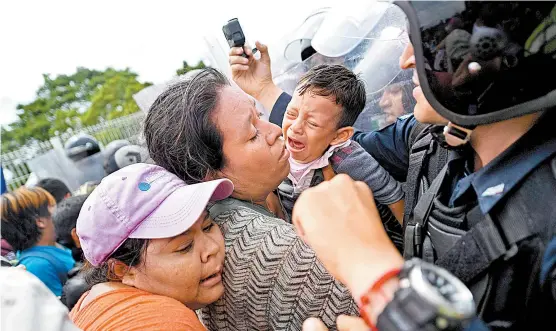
[[212, 86, 290, 201], [124, 212, 225, 310], [399, 43, 448, 125]]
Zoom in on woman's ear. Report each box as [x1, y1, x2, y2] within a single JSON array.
[[203, 173, 215, 181], [109, 259, 136, 285], [330, 126, 355, 146], [203, 169, 221, 181], [70, 228, 81, 248]]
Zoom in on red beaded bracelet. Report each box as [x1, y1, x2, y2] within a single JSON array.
[[359, 268, 401, 330]]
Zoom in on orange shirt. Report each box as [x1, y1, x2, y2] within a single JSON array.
[[70, 288, 206, 331]]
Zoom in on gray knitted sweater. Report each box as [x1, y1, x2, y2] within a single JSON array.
[[277, 141, 404, 221], [200, 198, 358, 330]]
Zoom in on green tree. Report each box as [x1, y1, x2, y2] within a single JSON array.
[[80, 68, 152, 125], [2, 67, 151, 151], [1, 127, 18, 153], [176, 60, 206, 76]]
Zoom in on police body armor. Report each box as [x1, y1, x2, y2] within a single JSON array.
[[402, 122, 556, 330]]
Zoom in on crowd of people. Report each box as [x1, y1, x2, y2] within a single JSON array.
[[2, 1, 556, 330]]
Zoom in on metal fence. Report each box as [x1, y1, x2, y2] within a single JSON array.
[[1, 141, 55, 191], [59, 112, 146, 146], [1, 112, 146, 192]]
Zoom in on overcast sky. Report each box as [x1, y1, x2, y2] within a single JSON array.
[[0, 0, 338, 127]]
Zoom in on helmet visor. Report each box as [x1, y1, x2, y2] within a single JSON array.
[[401, 1, 556, 125]]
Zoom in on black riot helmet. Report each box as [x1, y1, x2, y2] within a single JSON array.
[[64, 134, 101, 162], [393, 0, 556, 127], [103, 139, 130, 175], [112, 145, 150, 172]]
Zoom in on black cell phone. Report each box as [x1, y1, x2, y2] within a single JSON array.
[[223, 18, 251, 58], [223, 18, 246, 48]]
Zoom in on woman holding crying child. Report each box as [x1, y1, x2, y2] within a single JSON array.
[[143, 67, 382, 330]]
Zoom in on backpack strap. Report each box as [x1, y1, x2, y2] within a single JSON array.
[[19, 250, 69, 284], [436, 156, 556, 284]]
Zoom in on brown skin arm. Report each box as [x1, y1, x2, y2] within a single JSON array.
[[388, 200, 405, 225]]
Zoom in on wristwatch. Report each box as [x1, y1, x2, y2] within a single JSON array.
[[376, 258, 476, 331]]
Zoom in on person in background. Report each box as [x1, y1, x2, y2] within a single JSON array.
[[1, 267, 80, 331], [52, 195, 88, 263], [70, 163, 233, 331], [102, 139, 130, 175], [52, 195, 90, 310], [1, 238, 17, 265], [104, 140, 151, 176], [1, 167, 6, 194], [378, 80, 415, 126], [37, 178, 71, 204], [435, 17, 471, 73], [64, 134, 104, 186], [1, 187, 75, 296]]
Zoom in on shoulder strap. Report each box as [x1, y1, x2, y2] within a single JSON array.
[[403, 126, 435, 226], [436, 156, 556, 284], [19, 250, 68, 284], [409, 121, 430, 147], [403, 163, 449, 259]]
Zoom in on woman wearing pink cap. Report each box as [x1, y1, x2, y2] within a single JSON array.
[[69, 163, 234, 330]]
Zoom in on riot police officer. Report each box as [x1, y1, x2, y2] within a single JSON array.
[[230, 1, 556, 329], [102, 139, 130, 175], [103, 139, 150, 175], [64, 133, 105, 188]]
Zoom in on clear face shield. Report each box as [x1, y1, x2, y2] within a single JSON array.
[[274, 1, 414, 132], [71, 152, 106, 186]]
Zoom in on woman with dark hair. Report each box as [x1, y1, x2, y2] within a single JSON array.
[[1, 187, 75, 296], [69, 163, 234, 330], [144, 68, 358, 330]]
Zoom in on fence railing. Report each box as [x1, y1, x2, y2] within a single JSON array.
[[59, 112, 145, 146], [1, 141, 54, 191], [1, 112, 146, 192]]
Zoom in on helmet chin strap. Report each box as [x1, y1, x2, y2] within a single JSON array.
[[429, 122, 475, 150], [443, 122, 475, 147]]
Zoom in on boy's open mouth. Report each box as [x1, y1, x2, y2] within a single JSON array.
[[287, 137, 306, 152]]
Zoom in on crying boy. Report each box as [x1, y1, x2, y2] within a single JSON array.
[[277, 64, 405, 222]]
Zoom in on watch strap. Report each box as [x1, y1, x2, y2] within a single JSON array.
[[377, 285, 440, 331]]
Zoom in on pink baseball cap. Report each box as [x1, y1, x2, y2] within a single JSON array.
[[76, 163, 234, 266]]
